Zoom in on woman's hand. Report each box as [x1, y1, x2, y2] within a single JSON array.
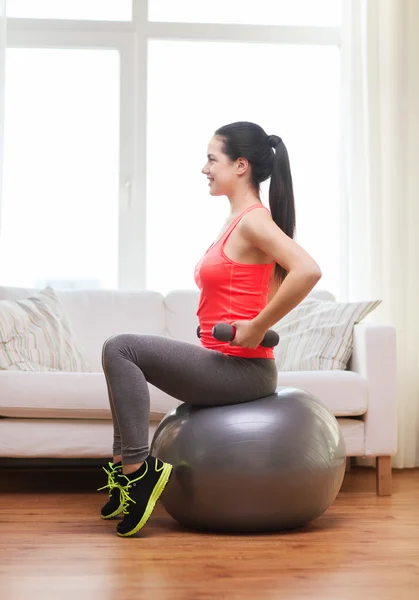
[[229, 320, 266, 349]]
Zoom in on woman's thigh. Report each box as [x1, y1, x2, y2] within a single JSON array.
[[102, 333, 278, 406]]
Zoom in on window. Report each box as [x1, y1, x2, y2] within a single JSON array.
[[0, 48, 120, 289], [6, 0, 132, 21], [148, 0, 341, 26], [146, 40, 341, 295]]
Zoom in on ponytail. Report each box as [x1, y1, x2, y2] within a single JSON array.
[[268, 137, 296, 283]]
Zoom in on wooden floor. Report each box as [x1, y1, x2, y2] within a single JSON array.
[[1, 467, 419, 600]]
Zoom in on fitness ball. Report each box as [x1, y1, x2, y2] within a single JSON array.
[[150, 387, 346, 533]]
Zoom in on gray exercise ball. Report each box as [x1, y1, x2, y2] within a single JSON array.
[[150, 387, 346, 533]]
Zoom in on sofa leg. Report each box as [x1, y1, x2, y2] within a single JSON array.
[[376, 456, 392, 496], [345, 457, 351, 473]]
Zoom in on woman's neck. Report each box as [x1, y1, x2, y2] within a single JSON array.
[[227, 186, 261, 216]]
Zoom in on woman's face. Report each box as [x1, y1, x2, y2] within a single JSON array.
[[201, 136, 238, 197]]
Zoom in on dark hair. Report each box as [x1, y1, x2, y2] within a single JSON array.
[[214, 121, 296, 283]]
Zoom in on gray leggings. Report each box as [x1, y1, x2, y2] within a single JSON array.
[[101, 334, 278, 465]]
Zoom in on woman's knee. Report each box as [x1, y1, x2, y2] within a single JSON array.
[[102, 333, 132, 367]]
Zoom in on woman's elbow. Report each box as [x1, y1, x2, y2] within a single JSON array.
[[304, 265, 322, 283], [287, 261, 322, 282]]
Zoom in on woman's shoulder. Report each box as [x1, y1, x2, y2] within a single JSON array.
[[238, 204, 273, 232]]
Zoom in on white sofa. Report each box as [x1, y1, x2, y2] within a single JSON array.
[[0, 286, 397, 495]]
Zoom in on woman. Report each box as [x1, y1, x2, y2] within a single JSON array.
[[98, 121, 322, 538]]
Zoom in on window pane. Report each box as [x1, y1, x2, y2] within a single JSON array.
[[147, 41, 341, 296], [148, 0, 340, 26], [7, 0, 132, 21], [0, 48, 119, 290]]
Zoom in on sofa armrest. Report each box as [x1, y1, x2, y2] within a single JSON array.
[[348, 323, 397, 456]]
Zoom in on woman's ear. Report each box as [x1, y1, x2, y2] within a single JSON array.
[[236, 157, 249, 176]]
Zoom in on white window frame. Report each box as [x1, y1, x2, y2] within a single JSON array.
[[6, 1, 343, 290]]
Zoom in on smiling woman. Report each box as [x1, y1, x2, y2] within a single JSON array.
[[99, 117, 321, 538]]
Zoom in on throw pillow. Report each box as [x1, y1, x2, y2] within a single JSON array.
[[272, 297, 381, 371], [0, 286, 91, 372]]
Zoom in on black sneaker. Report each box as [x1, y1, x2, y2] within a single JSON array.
[[116, 456, 173, 537], [97, 461, 124, 519]]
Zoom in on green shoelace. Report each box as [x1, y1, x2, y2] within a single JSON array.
[[97, 461, 121, 496]]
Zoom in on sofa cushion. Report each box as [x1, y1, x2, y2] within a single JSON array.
[[277, 370, 368, 416], [0, 368, 367, 420], [0, 370, 182, 420], [273, 297, 381, 371], [0, 287, 91, 373]]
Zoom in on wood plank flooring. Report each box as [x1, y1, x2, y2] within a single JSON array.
[[1, 466, 419, 600]]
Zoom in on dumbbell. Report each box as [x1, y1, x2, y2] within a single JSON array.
[[197, 324, 279, 348]]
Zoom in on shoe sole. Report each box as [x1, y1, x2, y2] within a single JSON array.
[[101, 503, 124, 520], [117, 463, 173, 537]]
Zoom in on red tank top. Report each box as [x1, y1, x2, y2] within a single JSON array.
[[194, 204, 276, 359]]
